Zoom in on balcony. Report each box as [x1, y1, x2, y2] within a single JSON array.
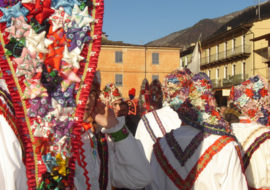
[[201, 45, 251, 68], [211, 74, 249, 89]]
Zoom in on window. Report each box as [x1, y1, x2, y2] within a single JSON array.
[[242, 62, 246, 79], [224, 42, 227, 57], [224, 66, 228, 79], [152, 53, 159, 65], [115, 51, 123, 63], [216, 45, 219, 60], [232, 38, 236, 53], [232, 65, 236, 76], [216, 68, 219, 79], [242, 35, 246, 52], [115, 74, 123, 86], [152, 75, 159, 81], [208, 70, 211, 78]]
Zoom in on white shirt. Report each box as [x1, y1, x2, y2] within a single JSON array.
[[75, 116, 152, 190], [135, 106, 181, 161], [0, 79, 27, 190], [148, 125, 248, 190], [232, 120, 270, 189]]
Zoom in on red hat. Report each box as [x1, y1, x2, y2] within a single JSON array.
[[129, 88, 136, 96]]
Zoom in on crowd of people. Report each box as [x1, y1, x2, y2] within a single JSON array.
[[1, 68, 270, 189]]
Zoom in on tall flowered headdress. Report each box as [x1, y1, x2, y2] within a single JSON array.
[[163, 69, 231, 136], [138, 78, 151, 116], [229, 75, 270, 126], [149, 78, 163, 110], [99, 82, 123, 105], [0, 0, 104, 189]]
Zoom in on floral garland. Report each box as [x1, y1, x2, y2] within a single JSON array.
[[99, 82, 123, 105], [229, 75, 270, 126], [163, 69, 232, 136], [0, 0, 104, 188]]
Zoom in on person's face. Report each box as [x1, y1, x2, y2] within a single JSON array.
[[111, 99, 122, 117], [83, 90, 100, 123], [118, 103, 129, 117]]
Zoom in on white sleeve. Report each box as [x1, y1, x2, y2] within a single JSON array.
[[0, 115, 27, 190], [217, 142, 248, 190], [106, 119, 152, 189], [135, 118, 154, 161]]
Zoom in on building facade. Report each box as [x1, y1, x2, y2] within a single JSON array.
[[200, 18, 270, 106], [97, 45, 180, 99]]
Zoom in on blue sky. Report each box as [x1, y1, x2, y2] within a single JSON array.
[[103, 0, 265, 45]]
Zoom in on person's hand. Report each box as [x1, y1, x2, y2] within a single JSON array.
[[93, 100, 119, 129]]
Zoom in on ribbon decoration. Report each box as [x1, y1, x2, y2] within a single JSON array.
[[54, 119, 73, 141], [23, 78, 48, 99], [51, 84, 76, 107], [47, 99, 75, 121], [5, 15, 31, 39], [14, 47, 42, 79], [70, 5, 94, 28], [0, 2, 28, 27], [61, 69, 81, 91], [66, 23, 91, 51], [25, 29, 53, 54], [51, 0, 80, 16], [28, 97, 52, 117], [0, 0, 19, 7], [45, 28, 66, 72], [29, 18, 50, 34], [34, 137, 51, 155], [23, 0, 55, 24], [5, 37, 24, 57], [48, 7, 71, 32], [42, 153, 58, 173], [62, 46, 83, 69], [41, 65, 63, 94]]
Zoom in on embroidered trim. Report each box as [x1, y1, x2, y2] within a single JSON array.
[[154, 135, 234, 190], [142, 114, 157, 142], [0, 86, 14, 114], [166, 130, 208, 166], [235, 145, 245, 173], [108, 125, 129, 142], [243, 131, 270, 170], [242, 126, 269, 148], [153, 110, 166, 136], [96, 132, 109, 190]]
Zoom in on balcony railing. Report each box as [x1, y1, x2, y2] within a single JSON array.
[[211, 74, 249, 88], [201, 45, 251, 66]]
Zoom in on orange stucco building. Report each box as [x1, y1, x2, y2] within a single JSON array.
[[97, 44, 180, 99]]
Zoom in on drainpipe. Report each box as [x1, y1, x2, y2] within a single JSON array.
[[240, 25, 255, 76]]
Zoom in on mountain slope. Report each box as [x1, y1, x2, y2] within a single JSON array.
[[145, 5, 254, 49]]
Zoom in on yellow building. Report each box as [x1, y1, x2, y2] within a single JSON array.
[[200, 18, 270, 106], [97, 44, 180, 99]]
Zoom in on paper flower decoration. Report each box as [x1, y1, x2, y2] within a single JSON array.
[[41, 65, 63, 94], [28, 97, 52, 117], [62, 46, 83, 69], [48, 7, 71, 32], [53, 119, 73, 141], [70, 5, 94, 27], [34, 137, 51, 155], [61, 70, 81, 91], [25, 29, 53, 54], [42, 153, 57, 173], [51, 0, 80, 16], [45, 28, 66, 72], [29, 18, 50, 34], [5, 37, 24, 57], [51, 136, 71, 158], [23, 78, 48, 99], [51, 84, 76, 107], [0, 0, 19, 7], [47, 99, 75, 121], [23, 0, 55, 24], [5, 16, 31, 39], [66, 23, 91, 51], [55, 154, 68, 176], [0, 2, 29, 27], [14, 47, 42, 79]]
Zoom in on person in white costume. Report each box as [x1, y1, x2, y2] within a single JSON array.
[[0, 78, 27, 190], [75, 74, 152, 190], [148, 69, 248, 190], [228, 75, 270, 189]]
